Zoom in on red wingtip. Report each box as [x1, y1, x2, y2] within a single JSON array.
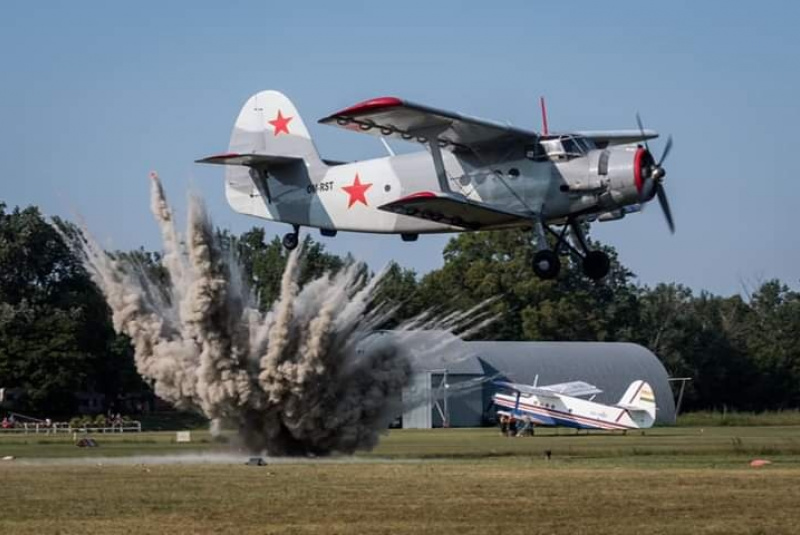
[[398, 191, 437, 201], [334, 97, 403, 117]]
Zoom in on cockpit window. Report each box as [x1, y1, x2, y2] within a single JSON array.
[[573, 136, 595, 152], [525, 135, 594, 161], [561, 137, 581, 156]]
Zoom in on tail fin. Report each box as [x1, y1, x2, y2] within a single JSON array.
[[226, 90, 324, 170], [617, 380, 657, 428], [197, 90, 327, 220]]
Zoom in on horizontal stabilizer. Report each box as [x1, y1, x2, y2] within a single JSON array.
[[195, 152, 301, 167], [617, 403, 654, 412], [378, 191, 528, 230]]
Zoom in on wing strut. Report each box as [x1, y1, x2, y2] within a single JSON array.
[[416, 125, 451, 193]]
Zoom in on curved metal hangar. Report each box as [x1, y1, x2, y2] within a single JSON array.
[[398, 336, 676, 429]]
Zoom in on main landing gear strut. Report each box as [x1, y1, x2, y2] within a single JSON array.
[[282, 224, 300, 251], [531, 219, 610, 281]]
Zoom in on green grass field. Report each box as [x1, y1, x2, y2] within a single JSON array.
[[1, 427, 799, 534]]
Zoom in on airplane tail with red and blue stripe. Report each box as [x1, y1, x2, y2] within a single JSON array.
[[616, 380, 657, 428]]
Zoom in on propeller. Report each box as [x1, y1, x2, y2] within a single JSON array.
[[635, 113, 651, 153], [636, 113, 675, 233]]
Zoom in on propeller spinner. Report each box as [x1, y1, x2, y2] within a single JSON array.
[[636, 113, 674, 233]]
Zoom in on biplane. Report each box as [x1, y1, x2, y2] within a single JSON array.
[[198, 90, 673, 280], [493, 378, 657, 431]]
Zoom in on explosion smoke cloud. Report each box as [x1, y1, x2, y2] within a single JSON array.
[[65, 174, 491, 456]]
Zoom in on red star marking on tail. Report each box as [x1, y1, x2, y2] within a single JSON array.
[[342, 174, 373, 208], [268, 110, 293, 136]]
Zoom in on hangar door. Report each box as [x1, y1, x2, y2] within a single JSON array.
[[402, 371, 432, 429], [402, 370, 485, 429]]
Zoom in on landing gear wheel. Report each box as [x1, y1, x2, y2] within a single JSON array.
[[582, 250, 610, 280], [533, 250, 561, 280], [282, 232, 299, 251]]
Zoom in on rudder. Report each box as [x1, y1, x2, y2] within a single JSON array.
[[198, 90, 327, 223], [617, 380, 657, 427], [228, 90, 324, 172]]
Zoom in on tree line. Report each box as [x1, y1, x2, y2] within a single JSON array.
[[0, 201, 797, 416]]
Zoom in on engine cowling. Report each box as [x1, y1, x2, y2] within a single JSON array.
[[604, 146, 656, 207]]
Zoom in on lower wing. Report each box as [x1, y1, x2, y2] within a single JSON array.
[[378, 191, 529, 230]]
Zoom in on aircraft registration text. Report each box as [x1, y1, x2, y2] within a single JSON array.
[[307, 181, 334, 194]]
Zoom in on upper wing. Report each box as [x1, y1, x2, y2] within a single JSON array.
[[576, 129, 659, 148], [495, 380, 602, 399], [378, 191, 529, 230], [494, 381, 561, 399], [319, 97, 537, 152], [537, 381, 603, 398]]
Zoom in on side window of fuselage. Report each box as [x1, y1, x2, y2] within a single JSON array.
[[524, 143, 548, 162]]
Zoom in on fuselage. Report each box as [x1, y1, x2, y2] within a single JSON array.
[[224, 143, 645, 234], [493, 392, 649, 431]]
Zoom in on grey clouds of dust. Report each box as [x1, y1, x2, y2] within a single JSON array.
[[64, 174, 493, 456]]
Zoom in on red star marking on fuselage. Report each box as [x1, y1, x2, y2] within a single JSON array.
[[268, 110, 293, 136], [341, 173, 373, 208]]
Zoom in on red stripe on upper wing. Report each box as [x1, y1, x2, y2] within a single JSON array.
[[334, 97, 404, 117]]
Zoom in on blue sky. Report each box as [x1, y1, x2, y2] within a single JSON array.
[[1, 1, 798, 295]]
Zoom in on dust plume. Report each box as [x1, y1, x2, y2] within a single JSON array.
[[64, 173, 491, 456]]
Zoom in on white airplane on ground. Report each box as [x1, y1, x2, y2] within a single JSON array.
[[493, 378, 657, 431]]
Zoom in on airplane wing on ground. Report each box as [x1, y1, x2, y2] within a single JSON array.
[[319, 97, 537, 152], [493, 381, 563, 399], [536, 380, 603, 398], [575, 129, 658, 148], [494, 380, 602, 398], [378, 191, 530, 230]]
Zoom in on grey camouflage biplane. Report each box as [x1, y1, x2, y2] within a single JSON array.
[[198, 91, 674, 280]]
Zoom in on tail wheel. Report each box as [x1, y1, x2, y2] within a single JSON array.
[[582, 250, 610, 280], [282, 232, 299, 251], [533, 250, 561, 279]]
